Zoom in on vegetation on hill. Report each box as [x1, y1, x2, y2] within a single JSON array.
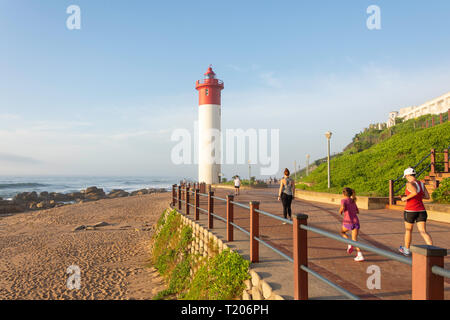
[[297, 118, 450, 197], [432, 178, 450, 204]]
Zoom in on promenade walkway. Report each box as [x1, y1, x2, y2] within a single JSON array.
[[181, 186, 450, 300]]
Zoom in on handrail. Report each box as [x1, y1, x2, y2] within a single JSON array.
[[230, 200, 250, 210], [211, 195, 226, 202], [254, 236, 293, 263], [393, 163, 431, 195], [300, 224, 412, 265], [255, 208, 293, 225], [393, 152, 432, 183], [432, 265, 450, 279]]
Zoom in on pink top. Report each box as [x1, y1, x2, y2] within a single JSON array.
[[341, 198, 359, 225]]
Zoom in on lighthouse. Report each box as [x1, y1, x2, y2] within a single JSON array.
[[196, 66, 224, 185]]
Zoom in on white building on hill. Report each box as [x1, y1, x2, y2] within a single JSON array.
[[387, 91, 450, 127]]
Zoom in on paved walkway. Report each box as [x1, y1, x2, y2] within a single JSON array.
[[178, 186, 450, 300]]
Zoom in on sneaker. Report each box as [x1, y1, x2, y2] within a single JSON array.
[[354, 254, 365, 262], [347, 245, 354, 254], [399, 246, 411, 256]]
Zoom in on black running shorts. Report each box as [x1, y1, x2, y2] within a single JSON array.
[[404, 211, 427, 224]]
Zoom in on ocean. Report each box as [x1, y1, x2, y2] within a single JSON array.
[[0, 176, 181, 200]]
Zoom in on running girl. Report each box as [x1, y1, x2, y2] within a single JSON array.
[[339, 187, 364, 262]]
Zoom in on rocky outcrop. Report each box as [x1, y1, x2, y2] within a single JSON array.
[[1, 186, 167, 215], [108, 189, 129, 198], [83, 187, 106, 201]]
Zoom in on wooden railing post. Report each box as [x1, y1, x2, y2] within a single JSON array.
[[195, 188, 199, 220], [389, 180, 395, 206], [250, 201, 260, 263], [177, 185, 181, 210], [430, 149, 436, 174], [226, 195, 234, 242], [444, 149, 449, 173], [172, 184, 176, 207], [440, 113, 443, 124], [185, 187, 190, 215], [208, 191, 214, 229], [411, 245, 447, 300], [293, 213, 309, 300]]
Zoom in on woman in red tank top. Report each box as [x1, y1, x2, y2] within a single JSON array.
[[398, 168, 433, 256]]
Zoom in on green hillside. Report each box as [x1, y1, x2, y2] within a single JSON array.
[[298, 119, 450, 197]]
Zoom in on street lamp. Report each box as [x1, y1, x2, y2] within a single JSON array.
[[325, 131, 332, 189]]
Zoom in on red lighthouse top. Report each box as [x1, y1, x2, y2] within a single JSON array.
[[195, 66, 224, 105]]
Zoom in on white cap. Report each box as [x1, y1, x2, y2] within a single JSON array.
[[403, 167, 416, 178]]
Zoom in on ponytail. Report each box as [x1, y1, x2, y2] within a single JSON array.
[[351, 189, 357, 203]]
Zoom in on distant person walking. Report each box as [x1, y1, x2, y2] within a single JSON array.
[[339, 188, 364, 262], [234, 175, 241, 196], [278, 168, 295, 223], [399, 167, 433, 256]]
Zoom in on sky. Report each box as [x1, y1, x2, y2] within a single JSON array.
[[1, 0, 450, 179]]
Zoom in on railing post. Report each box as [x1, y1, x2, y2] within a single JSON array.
[[444, 149, 449, 173], [389, 180, 394, 206], [293, 213, 309, 300], [250, 201, 260, 263], [172, 184, 176, 207], [208, 191, 214, 229], [411, 245, 447, 300], [430, 149, 436, 174], [195, 188, 199, 220], [432, 117, 435, 127], [181, 183, 184, 201], [440, 113, 443, 124], [226, 195, 234, 241], [185, 187, 190, 215], [177, 185, 181, 210]]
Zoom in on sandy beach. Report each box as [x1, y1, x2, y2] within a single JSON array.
[[0, 192, 171, 300]]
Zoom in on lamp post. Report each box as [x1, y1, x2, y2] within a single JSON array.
[[325, 132, 332, 189], [306, 154, 310, 176]]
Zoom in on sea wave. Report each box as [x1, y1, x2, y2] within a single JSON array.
[[0, 183, 49, 189]]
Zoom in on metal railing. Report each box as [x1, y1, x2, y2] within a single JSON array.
[[389, 147, 449, 205], [171, 183, 449, 300]]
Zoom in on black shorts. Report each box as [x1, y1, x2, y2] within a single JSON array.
[[235, 186, 240, 189], [404, 211, 428, 224]]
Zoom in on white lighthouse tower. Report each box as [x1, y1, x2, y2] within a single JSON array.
[[196, 66, 224, 185]]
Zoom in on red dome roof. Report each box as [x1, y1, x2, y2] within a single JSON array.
[[204, 65, 216, 77]]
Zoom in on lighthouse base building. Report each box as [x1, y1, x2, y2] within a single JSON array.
[[196, 66, 224, 185]]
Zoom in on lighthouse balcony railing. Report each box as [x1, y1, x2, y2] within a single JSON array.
[[196, 79, 224, 85]]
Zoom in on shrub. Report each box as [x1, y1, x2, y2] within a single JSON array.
[[183, 249, 250, 300], [432, 178, 450, 204], [151, 210, 250, 300]]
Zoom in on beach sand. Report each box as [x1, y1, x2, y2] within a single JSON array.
[[0, 193, 171, 300]]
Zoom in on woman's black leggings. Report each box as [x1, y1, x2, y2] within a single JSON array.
[[281, 193, 293, 219]]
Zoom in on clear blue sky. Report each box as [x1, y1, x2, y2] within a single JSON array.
[[1, 1, 450, 178]]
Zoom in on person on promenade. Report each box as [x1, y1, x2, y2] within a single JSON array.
[[278, 168, 295, 224], [398, 167, 433, 256], [339, 187, 364, 262], [234, 175, 241, 196]]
